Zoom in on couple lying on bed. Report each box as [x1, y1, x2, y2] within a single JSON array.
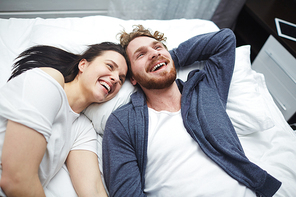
[[0, 25, 281, 197]]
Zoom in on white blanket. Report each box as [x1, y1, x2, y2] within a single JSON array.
[[0, 15, 295, 196]]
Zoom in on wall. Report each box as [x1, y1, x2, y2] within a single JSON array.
[[0, 0, 109, 18]]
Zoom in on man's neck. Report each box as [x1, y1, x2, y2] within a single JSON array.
[[143, 82, 181, 112]]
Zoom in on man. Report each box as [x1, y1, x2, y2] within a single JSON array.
[[102, 25, 281, 197]]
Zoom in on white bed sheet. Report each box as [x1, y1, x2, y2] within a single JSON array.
[[0, 15, 295, 197]]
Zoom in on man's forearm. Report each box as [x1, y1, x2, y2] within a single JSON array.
[[170, 28, 235, 69]]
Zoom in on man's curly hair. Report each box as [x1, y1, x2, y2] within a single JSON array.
[[118, 25, 167, 78], [119, 24, 167, 51]]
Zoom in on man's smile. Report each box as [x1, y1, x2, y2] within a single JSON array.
[[151, 62, 167, 72]]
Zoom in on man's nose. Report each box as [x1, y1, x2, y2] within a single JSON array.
[[149, 49, 160, 59]]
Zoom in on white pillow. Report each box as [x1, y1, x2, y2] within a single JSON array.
[[28, 16, 219, 53], [85, 45, 274, 135], [226, 45, 274, 134]]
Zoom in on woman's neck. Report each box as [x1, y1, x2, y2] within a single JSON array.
[[64, 81, 90, 114]]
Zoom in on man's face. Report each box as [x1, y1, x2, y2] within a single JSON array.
[[126, 36, 176, 90]]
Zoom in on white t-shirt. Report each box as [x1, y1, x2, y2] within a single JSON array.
[[0, 68, 97, 194], [144, 108, 255, 197]]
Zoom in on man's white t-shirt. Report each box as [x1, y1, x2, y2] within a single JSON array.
[[0, 68, 97, 195], [144, 108, 256, 197]]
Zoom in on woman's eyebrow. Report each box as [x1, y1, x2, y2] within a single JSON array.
[[107, 60, 119, 68], [107, 60, 126, 78]]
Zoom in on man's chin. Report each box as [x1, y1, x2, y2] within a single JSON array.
[[139, 74, 176, 90], [133, 65, 177, 90]]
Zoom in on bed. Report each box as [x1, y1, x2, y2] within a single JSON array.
[[0, 15, 295, 196]]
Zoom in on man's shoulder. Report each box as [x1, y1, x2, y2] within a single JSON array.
[[113, 101, 134, 114], [105, 102, 138, 134], [109, 89, 146, 121], [109, 101, 135, 123]]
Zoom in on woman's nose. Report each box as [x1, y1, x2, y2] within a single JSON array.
[[110, 73, 120, 84]]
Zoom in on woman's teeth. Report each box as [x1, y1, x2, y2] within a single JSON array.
[[151, 62, 166, 72], [99, 81, 110, 92]]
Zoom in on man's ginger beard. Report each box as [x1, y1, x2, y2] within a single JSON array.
[[131, 61, 177, 90]]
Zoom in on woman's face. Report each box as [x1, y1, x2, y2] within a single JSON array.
[[78, 50, 128, 103]]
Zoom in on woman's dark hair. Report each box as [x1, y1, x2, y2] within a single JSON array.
[[8, 42, 130, 82]]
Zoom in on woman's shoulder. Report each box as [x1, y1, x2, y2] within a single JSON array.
[[39, 67, 64, 88]]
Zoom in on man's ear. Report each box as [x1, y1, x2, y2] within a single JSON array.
[[78, 59, 88, 72], [130, 76, 138, 86]]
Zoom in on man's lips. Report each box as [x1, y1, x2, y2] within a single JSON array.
[[149, 57, 170, 72], [150, 62, 167, 72]]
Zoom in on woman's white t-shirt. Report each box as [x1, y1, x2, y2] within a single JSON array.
[[0, 68, 97, 192]]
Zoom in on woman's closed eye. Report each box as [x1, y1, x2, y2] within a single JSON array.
[[107, 64, 114, 70], [119, 76, 125, 84]]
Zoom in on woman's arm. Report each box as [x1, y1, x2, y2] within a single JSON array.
[[66, 150, 108, 197], [0, 120, 47, 196]]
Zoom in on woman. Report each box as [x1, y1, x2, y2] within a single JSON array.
[[0, 42, 129, 196]]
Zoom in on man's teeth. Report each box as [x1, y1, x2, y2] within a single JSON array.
[[151, 62, 166, 72], [100, 81, 110, 92]]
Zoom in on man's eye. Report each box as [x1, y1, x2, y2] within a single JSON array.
[[155, 45, 162, 49], [137, 53, 143, 58]]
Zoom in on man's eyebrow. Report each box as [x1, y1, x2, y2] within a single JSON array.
[[133, 46, 145, 57]]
